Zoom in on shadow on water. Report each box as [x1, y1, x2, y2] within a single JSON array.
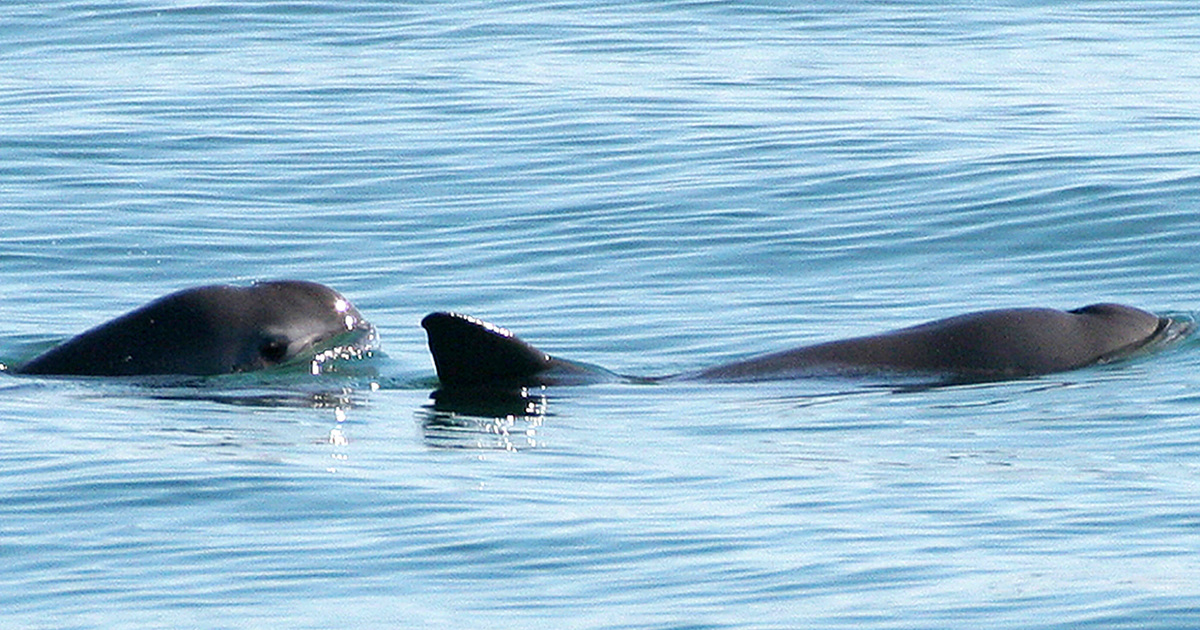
[[0, 356, 389, 410], [416, 386, 550, 450], [147, 384, 371, 410]]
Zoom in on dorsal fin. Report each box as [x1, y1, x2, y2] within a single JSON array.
[[421, 312, 553, 387]]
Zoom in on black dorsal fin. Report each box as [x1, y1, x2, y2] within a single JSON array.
[[421, 312, 553, 387]]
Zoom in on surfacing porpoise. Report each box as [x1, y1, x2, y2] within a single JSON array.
[[15, 280, 376, 377], [421, 304, 1184, 388]]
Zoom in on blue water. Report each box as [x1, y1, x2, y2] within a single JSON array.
[[5, 1, 1200, 627]]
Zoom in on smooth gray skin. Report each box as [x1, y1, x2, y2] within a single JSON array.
[[421, 304, 1172, 388], [16, 280, 375, 377], [692, 303, 1167, 382]]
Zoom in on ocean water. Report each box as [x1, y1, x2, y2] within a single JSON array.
[[4, 1, 1200, 627]]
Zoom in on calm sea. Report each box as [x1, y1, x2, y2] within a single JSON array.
[[4, 1, 1200, 628]]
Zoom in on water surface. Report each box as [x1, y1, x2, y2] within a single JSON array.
[[4, 1, 1200, 628]]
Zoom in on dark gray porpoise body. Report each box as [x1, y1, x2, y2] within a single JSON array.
[[421, 304, 1173, 388], [16, 280, 375, 376]]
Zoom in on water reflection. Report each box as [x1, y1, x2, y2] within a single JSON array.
[[417, 387, 549, 450], [146, 387, 362, 461], [149, 386, 370, 409]]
